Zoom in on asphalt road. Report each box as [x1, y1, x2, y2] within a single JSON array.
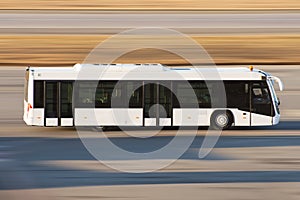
[[0, 66, 299, 199], [1, 13, 300, 35]]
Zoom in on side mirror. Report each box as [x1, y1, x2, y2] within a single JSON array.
[[268, 76, 284, 91], [277, 98, 281, 106]]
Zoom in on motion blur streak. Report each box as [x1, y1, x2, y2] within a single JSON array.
[[0, 35, 300, 66], [0, 0, 299, 10], [0, 13, 300, 66]]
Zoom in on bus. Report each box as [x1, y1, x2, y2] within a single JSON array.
[[23, 63, 283, 129]]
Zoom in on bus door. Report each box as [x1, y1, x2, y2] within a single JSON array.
[[59, 81, 73, 126], [250, 82, 273, 126], [45, 81, 59, 126], [45, 81, 73, 126], [144, 82, 172, 126]]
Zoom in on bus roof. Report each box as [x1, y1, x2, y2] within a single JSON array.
[[29, 63, 267, 81]]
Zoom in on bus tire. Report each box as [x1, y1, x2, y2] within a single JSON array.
[[211, 110, 233, 130]]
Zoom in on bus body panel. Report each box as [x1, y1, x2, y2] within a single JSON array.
[[74, 108, 143, 126], [144, 118, 157, 126], [29, 108, 256, 127], [32, 64, 264, 81], [251, 113, 273, 126], [230, 109, 251, 126], [61, 118, 74, 126], [23, 69, 34, 126], [46, 118, 58, 126], [32, 108, 44, 126], [23, 100, 32, 125], [173, 109, 252, 126], [173, 109, 211, 126], [159, 118, 172, 126]]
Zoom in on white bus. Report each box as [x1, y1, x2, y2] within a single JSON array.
[[24, 64, 283, 129]]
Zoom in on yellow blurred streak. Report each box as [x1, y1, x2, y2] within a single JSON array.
[[0, 0, 299, 11], [0, 35, 299, 66]]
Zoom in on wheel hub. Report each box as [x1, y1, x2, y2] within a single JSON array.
[[216, 114, 228, 127]]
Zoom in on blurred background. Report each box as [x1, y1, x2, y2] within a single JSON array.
[[0, 0, 299, 66], [1, 1, 300, 200]]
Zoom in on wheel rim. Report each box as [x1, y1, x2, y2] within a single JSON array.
[[216, 114, 228, 127]]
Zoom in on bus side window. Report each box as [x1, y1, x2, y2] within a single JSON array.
[[95, 82, 115, 108], [224, 81, 250, 111], [111, 82, 123, 107], [34, 81, 44, 108], [127, 82, 142, 108], [197, 82, 211, 108], [75, 81, 97, 108], [173, 81, 199, 108]]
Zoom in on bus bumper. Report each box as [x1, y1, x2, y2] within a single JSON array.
[[273, 114, 280, 125]]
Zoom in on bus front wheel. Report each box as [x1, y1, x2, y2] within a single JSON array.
[[211, 111, 233, 130]]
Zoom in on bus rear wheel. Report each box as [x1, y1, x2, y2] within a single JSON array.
[[211, 111, 233, 130]]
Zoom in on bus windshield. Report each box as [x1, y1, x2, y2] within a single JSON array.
[[268, 79, 280, 114]]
